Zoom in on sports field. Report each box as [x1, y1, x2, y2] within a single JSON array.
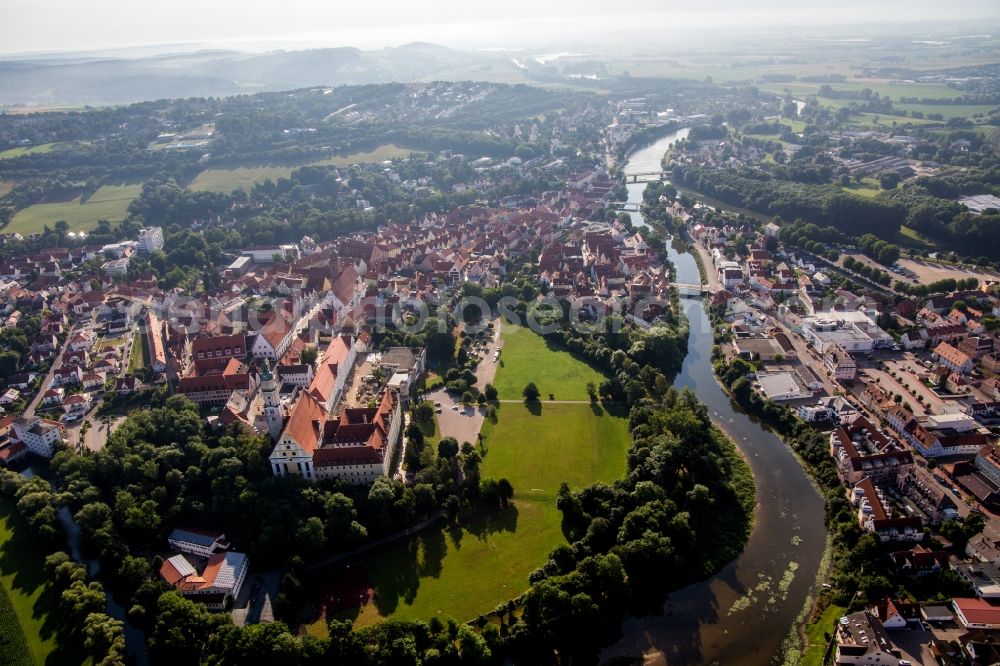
[[342, 402, 630, 626], [188, 165, 294, 193], [492, 325, 607, 401], [5, 184, 141, 235]]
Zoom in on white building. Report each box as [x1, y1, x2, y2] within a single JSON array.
[[242, 245, 300, 264], [11, 416, 64, 458], [834, 611, 902, 665], [756, 371, 812, 402], [137, 226, 164, 254], [167, 527, 230, 558], [102, 257, 130, 277]]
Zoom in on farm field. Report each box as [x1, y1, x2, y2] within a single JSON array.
[[492, 324, 607, 401], [755, 80, 965, 101], [5, 183, 141, 235], [188, 165, 294, 192], [342, 402, 630, 627], [0, 181, 14, 196], [188, 145, 417, 193], [310, 144, 415, 166], [0, 501, 73, 665], [0, 143, 56, 159], [891, 102, 999, 121]]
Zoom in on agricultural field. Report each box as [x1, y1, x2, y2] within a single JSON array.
[[310, 144, 415, 167], [187, 165, 294, 193], [492, 324, 607, 401], [891, 102, 999, 121], [0, 181, 14, 196], [5, 183, 141, 235], [0, 501, 75, 665], [0, 143, 56, 160], [344, 402, 630, 627]]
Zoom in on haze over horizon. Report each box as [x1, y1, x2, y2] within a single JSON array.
[[2, 0, 999, 57]]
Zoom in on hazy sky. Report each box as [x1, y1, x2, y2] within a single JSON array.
[[2, 0, 998, 55]]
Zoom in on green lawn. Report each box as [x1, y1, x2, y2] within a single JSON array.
[[5, 184, 141, 235], [0, 501, 79, 665], [127, 330, 147, 373], [341, 401, 630, 627], [841, 178, 883, 199], [188, 165, 294, 192], [0, 144, 56, 160], [802, 603, 845, 666], [898, 225, 938, 249], [493, 325, 607, 401]]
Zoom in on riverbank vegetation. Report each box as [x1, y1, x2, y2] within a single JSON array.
[[713, 351, 979, 663], [0, 483, 123, 666]]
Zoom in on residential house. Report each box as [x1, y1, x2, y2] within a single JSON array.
[[888, 545, 950, 577], [848, 478, 924, 542], [829, 417, 913, 486], [934, 341, 974, 374], [834, 610, 903, 665], [11, 416, 64, 458], [824, 344, 857, 381]]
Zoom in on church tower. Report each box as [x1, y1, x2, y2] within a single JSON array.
[[261, 360, 283, 441]]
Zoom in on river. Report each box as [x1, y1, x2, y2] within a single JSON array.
[[601, 133, 828, 665], [22, 464, 150, 665]]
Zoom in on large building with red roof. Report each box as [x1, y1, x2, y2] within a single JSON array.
[[268, 387, 401, 485]]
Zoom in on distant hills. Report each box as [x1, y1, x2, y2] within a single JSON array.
[[0, 43, 535, 106]]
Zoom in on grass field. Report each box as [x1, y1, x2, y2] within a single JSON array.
[[342, 402, 631, 627], [188, 166, 294, 193], [492, 325, 607, 401], [0, 144, 56, 160], [5, 184, 141, 235], [801, 603, 845, 666], [189, 145, 416, 193], [841, 178, 883, 199], [0, 501, 74, 665], [310, 144, 414, 167], [127, 330, 148, 373]]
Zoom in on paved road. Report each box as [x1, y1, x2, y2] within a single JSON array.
[[81, 415, 126, 452], [24, 322, 79, 418], [691, 240, 722, 292]]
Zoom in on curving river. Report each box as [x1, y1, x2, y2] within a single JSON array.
[[601, 134, 827, 665]]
